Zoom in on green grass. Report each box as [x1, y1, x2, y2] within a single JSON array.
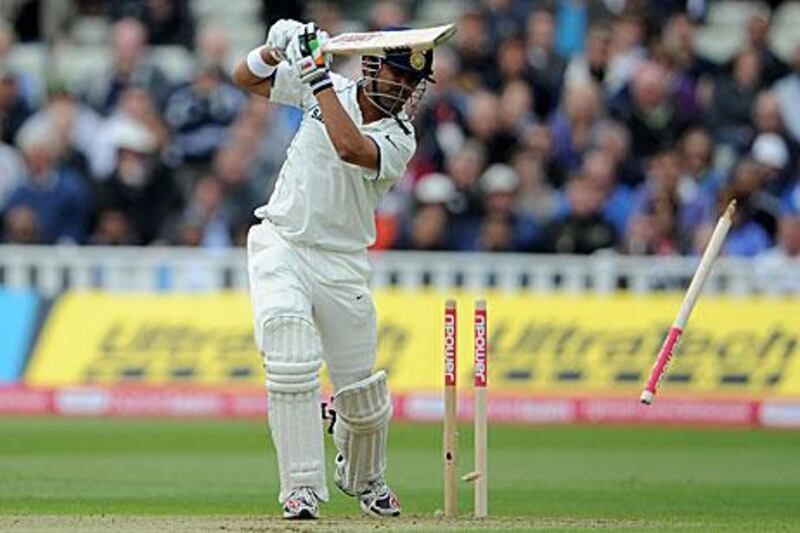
[[1, 418, 799, 530]]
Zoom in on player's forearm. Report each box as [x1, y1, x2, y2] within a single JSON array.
[[316, 88, 378, 169], [232, 45, 282, 98]]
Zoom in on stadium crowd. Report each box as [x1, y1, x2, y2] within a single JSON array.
[[0, 0, 799, 264]]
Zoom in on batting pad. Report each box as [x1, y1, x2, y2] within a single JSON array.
[[263, 316, 329, 502], [332, 370, 393, 494]]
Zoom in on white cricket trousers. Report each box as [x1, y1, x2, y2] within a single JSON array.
[[247, 219, 377, 392]]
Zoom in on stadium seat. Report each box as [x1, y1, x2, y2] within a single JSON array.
[[150, 46, 195, 83], [7, 43, 46, 98], [768, 25, 798, 61], [769, 3, 800, 61], [53, 46, 111, 91], [69, 16, 110, 46], [415, 0, 463, 27], [693, 25, 745, 63], [707, 1, 767, 28], [771, 1, 800, 27]]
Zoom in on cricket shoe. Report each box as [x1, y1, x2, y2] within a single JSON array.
[[282, 487, 320, 519], [334, 454, 401, 517]]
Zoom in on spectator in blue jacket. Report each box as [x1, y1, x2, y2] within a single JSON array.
[[4, 124, 90, 243], [163, 61, 247, 170], [472, 163, 540, 252]]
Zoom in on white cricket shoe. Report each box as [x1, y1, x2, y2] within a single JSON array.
[[334, 454, 401, 517], [282, 487, 320, 519]]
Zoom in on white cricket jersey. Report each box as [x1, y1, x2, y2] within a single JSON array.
[[256, 62, 416, 252]]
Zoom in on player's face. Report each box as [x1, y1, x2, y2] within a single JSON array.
[[374, 63, 418, 105]]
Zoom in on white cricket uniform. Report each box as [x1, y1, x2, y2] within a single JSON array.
[[248, 63, 415, 387], [248, 62, 415, 503]]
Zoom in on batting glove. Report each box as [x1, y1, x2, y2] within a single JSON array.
[[287, 23, 332, 94], [266, 19, 305, 57]]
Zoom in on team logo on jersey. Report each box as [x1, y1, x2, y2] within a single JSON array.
[[410, 51, 426, 71], [310, 106, 326, 124]]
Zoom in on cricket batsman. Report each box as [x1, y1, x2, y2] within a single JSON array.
[[232, 20, 434, 519]]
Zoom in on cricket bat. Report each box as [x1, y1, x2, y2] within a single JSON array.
[[322, 23, 457, 57]]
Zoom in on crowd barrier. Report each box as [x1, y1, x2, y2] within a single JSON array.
[[2, 245, 800, 296]]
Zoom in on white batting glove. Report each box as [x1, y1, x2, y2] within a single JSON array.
[[286, 23, 332, 94], [266, 18, 305, 56]]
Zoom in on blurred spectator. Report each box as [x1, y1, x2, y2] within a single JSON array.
[[94, 87, 169, 179], [632, 148, 709, 251], [753, 91, 788, 137], [774, 44, 800, 145], [243, 98, 294, 193], [4, 123, 90, 243], [111, 0, 195, 49], [696, 189, 770, 258], [550, 81, 601, 173], [542, 177, 616, 254], [742, 9, 788, 86], [444, 139, 485, 226], [453, 8, 494, 91], [525, 122, 566, 187], [482, 0, 525, 45], [90, 208, 136, 245], [564, 23, 611, 91], [94, 118, 182, 244], [196, 24, 231, 73], [86, 18, 172, 114], [395, 173, 456, 251], [0, 140, 23, 207], [2, 205, 39, 243], [710, 48, 762, 147], [511, 148, 557, 222], [20, 86, 105, 180], [213, 143, 261, 224], [681, 127, 723, 196], [726, 155, 782, 239], [498, 79, 536, 136], [306, 1, 342, 35], [466, 90, 518, 164], [749, 92, 798, 192], [494, 34, 531, 89], [0, 20, 39, 104], [593, 119, 644, 187], [650, 41, 702, 126], [577, 149, 632, 235], [414, 47, 467, 172], [622, 192, 681, 255], [0, 66, 32, 145], [368, 1, 407, 30], [750, 133, 794, 202], [661, 13, 716, 83], [163, 62, 247, 179], [470, 163, 539, 252], [755, 212, 800, 294], [604, 14, 646, 96], [169, 175, 232, 248], [526, 9, 566, 117], [0, 0, 75, 43], [613, 61, 688, 160]]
